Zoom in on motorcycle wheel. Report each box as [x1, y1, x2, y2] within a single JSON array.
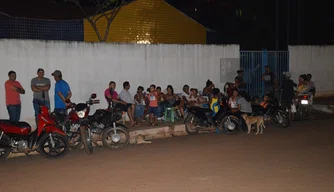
[[220, 116, 240, 135], [38, 133, 70, 159], [272, 110, 290, 128], [0, 135, 11, 160], [68, 132, 83, 150], [183, 114, 200, 135], [80, 127, 93, 154], [102, 125, 130, 150]]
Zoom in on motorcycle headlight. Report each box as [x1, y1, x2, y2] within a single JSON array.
[[76, 109, 87, 118]]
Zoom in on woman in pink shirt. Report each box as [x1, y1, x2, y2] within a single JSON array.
[[148, 84, 159, 126]]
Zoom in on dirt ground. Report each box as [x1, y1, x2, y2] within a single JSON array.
[[1, 118, 334, 192]]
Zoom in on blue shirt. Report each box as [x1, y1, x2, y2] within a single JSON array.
[[54, 79, 71, 109]]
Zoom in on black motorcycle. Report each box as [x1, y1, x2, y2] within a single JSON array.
[[251, 94, 290, 128], [183, 95, 241, 135], [89, 102, 130, 150]]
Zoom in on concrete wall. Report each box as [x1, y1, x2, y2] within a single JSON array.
[[0, 39, 239, 125], [289, 45, 334, 98]]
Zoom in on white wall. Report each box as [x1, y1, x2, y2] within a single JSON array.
[[0, 39, 239, 125], [289, 45, 334, 97]]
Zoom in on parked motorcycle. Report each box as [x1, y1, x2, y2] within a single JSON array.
[[252, 94, 290, 128], [294, 94, 311, 120], [183, 95, 241, 135], [89, 103, 130, 150], [65, 93, 100, 154], [0, 103, 70, 160]]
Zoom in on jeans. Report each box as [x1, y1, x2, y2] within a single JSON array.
[[134, 105, 145, 118], [7, 104, 21, 122], [33, 99, 50, 125]]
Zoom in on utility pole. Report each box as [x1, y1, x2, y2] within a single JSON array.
[[276, 0, 279, 50], [287, 0, 290, 48]]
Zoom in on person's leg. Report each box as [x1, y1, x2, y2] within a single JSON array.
[[127, 106, 135, 126], [7, 105, 17, 121], [149, 107, 153, 125], [16, 104, 21, 122], [153, 107, 158, 125], [33, 99, 40, 125]]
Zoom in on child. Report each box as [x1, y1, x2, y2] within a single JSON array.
[[148, 84, 159, 126]]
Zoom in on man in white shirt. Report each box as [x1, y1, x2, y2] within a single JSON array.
[[119, 81, 136, 123], [181, 85, 190, 103]]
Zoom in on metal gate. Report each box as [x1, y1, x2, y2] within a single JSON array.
[[240, 50, 289, 98]]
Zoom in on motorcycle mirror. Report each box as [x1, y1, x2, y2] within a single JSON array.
[[91, 93, 97, 99]]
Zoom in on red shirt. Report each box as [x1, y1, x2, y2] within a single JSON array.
[[5, 80, 23, 106], [148, 92, 159, 107]]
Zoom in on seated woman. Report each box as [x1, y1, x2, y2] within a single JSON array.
[[164, 85, 185, 118], [228, 89, 239, 113], [134, 86, 146, 121], [188, 88, 206, 107], [297, 74, 309, 96], [156, 86, 166, 117], [202, 79, 215, 99]]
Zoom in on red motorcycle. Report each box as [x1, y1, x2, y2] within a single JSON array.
[[65, 93, 100, 154], [0, 103, 70, 160]]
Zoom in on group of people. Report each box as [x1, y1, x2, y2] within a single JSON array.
[[104, 81, 212, 127], [4, 66, 315, 127], [5, 69, 71, 123]]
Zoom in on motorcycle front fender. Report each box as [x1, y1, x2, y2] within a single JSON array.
[[44, 125, 67, 136]]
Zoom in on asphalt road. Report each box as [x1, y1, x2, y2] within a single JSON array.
[[1, 118, 334, 192]]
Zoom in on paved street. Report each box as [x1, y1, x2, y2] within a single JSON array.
[[1, 118, 334, 192]]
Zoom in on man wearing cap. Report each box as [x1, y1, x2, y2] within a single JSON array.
[[52, 70, 72, 115], [281, 72, 295, 120], [262, 66, 278, 94], [31, 68, 51, 124]]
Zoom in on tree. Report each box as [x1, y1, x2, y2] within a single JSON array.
[[64, 0, 131, 42]]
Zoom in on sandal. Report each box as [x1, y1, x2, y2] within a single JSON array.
[[132, 122, 139, 127]]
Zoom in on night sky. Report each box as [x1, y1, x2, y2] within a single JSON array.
[[1, 0, 333, 50]]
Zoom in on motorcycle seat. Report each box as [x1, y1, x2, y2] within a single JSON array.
[[188, 106, 212, 113], [0, 119, 32, 129]]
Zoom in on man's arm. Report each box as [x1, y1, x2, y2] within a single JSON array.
[[106, 95, 126, 104], [16, 82, 25, 94]]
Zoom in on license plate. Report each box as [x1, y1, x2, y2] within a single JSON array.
[[301, 100, 309, 105]]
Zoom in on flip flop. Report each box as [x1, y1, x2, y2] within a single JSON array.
[[132, 122, 139, 127]]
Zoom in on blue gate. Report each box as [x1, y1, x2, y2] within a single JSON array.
[[240, 50, 289, 98]]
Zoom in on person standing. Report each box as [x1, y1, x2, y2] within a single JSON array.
[[52, 70, 71, 114], [5, 71, 25, 121], [31, 68, 51, 124], [262, 66, 278, 94], [281, 72, 295, 120]]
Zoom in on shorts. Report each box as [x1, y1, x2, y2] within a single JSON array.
[[149, 107, 158, 116], [116, 103, 132, 112]]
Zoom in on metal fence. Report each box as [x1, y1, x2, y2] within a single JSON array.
[[0, 18, 84, 41], [240, 50, 289, 98]]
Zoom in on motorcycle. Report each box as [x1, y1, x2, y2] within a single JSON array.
[[183, 95, 241, 135], [0, 103, 70, 160], [65, 93, 100, 154], [251, 94, 290, 128], [88, 102, 130, 150], [294, 94, 311, 120]]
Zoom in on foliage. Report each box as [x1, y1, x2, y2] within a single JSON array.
[[64, 0, 131, 42]]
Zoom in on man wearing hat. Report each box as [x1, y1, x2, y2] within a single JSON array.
[[52, 70, 72, 115], [31, 68, 51, 124]]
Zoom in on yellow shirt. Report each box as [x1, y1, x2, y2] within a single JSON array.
[[210, 98, 219, 113]]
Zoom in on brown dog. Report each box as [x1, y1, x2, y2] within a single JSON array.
[[241, 113, 266, 134]]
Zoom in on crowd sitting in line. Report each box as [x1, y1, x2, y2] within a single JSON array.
[[4, 67, 315, 127]]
